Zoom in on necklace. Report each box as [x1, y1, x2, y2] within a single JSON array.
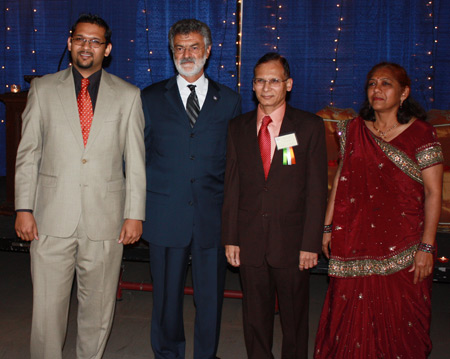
[[372, 121, 399, 138]]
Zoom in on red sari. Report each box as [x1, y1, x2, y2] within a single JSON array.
[[314, 117, 443, 359]]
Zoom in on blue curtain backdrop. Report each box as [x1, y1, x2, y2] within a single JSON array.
[[0, 0, 449, 175], [240, 0, 450, 113]]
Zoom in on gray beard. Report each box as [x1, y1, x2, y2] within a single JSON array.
[[174, 54, 207, 78]]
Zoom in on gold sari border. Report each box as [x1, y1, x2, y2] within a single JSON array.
[[328, 244, 418, 277], [416, 143, 444, 170], [372, 135, 424, 184], [337, 119, 351, 160]]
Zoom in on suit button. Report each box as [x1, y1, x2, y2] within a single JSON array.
[[262, 212, 269, 218], [263, 186, 268, 192], [190, 133, 195, 138], [190, 155, 195, 160], [190, 178, 196, 183], [82, 159, 87, 164], [188, 201, 193, 206]]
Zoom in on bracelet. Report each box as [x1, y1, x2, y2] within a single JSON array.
[[324, 224, 333, 234], [417, 242, 436, 254]]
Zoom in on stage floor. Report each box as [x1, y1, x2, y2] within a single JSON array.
[[0, 177, 449, 358]]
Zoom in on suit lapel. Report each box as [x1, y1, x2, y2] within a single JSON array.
[[242, 111, 265, 179], [85, 69, 114, 152], [268, 106, 297, 180], [164, 76, 191, 129], [57, 68, 84, 151], [164, 76, 223, 130], [196, 79, 220, 127]]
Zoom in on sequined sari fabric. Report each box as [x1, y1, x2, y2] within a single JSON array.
[[314, 117, 443, 359]]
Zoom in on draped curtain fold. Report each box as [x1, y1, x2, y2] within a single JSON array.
[[0, 0, 449, 175]]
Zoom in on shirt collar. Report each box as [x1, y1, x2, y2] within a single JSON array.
[[177, 73, 208, 96], [257, 102, 286, 126], [72, 67, 102, 87]]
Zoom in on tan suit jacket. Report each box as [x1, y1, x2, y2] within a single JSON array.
[[15, 67, 146, 240]]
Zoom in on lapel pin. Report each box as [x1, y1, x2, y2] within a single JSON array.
[[213, 96, 218, 101]]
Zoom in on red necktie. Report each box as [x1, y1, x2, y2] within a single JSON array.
[[77, 78, 93, 147], [258, 115, 272, 180]]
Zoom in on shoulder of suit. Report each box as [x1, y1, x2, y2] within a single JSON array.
[[30, 68, 70, 88], [286, 105, 321, 121], [102, 70, 140, 93], [285, 105, 323, 129], [207, 77, 240, 100], [141, 77, 173, 96], [33, 68, 139, 94], [229, 110, 255, 127]]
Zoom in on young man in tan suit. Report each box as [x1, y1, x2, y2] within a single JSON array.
[[14, 14, 145, 359]]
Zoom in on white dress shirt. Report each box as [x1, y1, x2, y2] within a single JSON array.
[[177, 73, 209, 110]]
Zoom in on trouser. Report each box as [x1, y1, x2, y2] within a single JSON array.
[[30, 217, 123, 359], [149, 241, 227, 359], [240, 260, 310, 359]]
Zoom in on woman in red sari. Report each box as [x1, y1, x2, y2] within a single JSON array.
[[314, 62, 443, 359]]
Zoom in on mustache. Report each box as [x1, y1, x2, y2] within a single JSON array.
[[179, 57, 196, 64]]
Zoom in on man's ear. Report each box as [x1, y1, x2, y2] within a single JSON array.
[[104, 43, 112, 57], [286, 78, 293, 92]]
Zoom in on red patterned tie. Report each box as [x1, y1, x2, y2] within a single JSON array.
[[77, 78, 93, 147], [258, 115, 272, 180]]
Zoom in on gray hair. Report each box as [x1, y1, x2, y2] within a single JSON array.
[[168, 19, 212, 51]]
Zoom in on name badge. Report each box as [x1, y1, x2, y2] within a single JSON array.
[[275, 133, 298, 150]]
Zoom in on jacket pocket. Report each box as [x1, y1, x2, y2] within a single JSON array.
[[107, 179, 125, 192], [38, 173, 57, 187], [283, 212, 302, 226]]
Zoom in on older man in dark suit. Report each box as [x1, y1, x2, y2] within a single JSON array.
[[222, 52, 327, 359], [141, 19, 241, 359]]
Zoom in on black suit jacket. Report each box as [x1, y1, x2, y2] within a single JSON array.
[[142, 75, 241, 248], [221, 105, 327, 267]]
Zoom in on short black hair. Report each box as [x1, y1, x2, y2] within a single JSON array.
[[168, 19, 212, 51], [253, 52, 290, 79], [70, 14, 112, 45]]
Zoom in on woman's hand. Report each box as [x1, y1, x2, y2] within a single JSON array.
[[322, 233, 332, 259], [409, 250, 434, 284]]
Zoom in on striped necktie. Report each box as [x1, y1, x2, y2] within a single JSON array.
[[186, 84, 200, 127]]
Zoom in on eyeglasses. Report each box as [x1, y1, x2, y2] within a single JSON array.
[[253, 78, 289, 88], [173, 45, 204, 55], [71, 37, 106, 48]]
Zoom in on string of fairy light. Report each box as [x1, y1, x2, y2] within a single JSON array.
[[426, 0, 437, 105], [218, 0, 235, 84], [30, 6, 38, 75], [262, 1, 283, 52], [3, 6, 11, 93], [274, 1, 282, 52], [1, 4, 14, 126], [236, 0, 242, 91], [141, 2, 154, 85], [329, 1, 344, 107]]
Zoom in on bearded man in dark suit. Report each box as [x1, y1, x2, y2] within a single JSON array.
[[141, 19, 241, 359]]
